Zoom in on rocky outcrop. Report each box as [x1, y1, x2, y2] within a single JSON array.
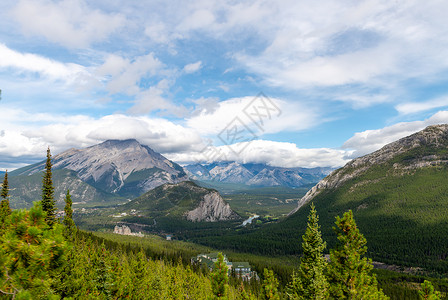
[[289, 124, 448, 215], [114, 225, 144, 237], [185, 191, 239, 222]]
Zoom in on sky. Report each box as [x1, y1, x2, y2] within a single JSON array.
[[1, 0, 448, 171]]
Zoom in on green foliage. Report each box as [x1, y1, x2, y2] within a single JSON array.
[[0, 202, 68, 299], [287, 203, 328, 299], [261, 268, 280, 300], [0, 170, 11, 234], [41, 147, 56, 227], [327, 210, 388, 299], [419, 280, 441, 300], [56, 231, 224, 299], [1, 169, 9, 199], [211, 252, 229, 299], [63, 190, 76, 239]]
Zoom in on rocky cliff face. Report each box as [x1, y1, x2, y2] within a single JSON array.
[[185, 191, 239, 222], [290, 124, 448, 215]]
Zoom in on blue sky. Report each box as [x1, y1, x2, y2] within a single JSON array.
[[1, 0, 448, 170]]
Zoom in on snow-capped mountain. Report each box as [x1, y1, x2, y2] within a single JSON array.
[[184, 162, 333, 187]]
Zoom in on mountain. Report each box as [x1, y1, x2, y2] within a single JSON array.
[[7, 139, 188, 207], [121, 181, 240, 222], [210, 124, 448, 270], [290, 123, 448, 214], [184, 162, 332, 187], [191, 125, 448, 274], [75, 181, 241, 234]]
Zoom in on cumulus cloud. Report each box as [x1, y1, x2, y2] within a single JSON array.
[[0, 112, 204, 169], [12, 0, 125, 48], [343, 110, 448, 157], [167, 139, 351, 168]]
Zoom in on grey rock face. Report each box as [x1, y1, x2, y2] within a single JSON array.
[[14, 139, 188, 198], [185, 191, 239, 222], [289, 124, 448, 215]]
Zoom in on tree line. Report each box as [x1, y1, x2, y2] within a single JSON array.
[[0, 148, 441, 299]]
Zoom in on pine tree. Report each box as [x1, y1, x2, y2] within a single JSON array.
[[327, 210, 388, 299], [419, 280, 441, 300], [211, 252, 229, 299], [42, 147, 56, 227], [261, 268, 280, 300], [63, 189, 76, 239], [288, 203, 329, 299], [0, 170, 11, 234]]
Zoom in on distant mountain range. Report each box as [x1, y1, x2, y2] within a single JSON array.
[[7, 139, 188, 208], [184, 162, 333, 188]]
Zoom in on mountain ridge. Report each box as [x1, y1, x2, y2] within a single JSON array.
[[185, 162, 332, 188], [290, 124, 448, 214], [7, 139, 188, 207]]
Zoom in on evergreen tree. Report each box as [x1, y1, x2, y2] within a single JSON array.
[[0, 170, 11, 234], [42, 147, 56, 227], [419, 280, 441, 300], [261, 268, 280, 300], [63, 189, 76, 239], [211, 252, 229, 299], [287, 203, 329, 299], [327, 210, 388, 299], [0, 202, 68, 298]]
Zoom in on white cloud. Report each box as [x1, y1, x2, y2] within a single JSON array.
[[396, 97, 448, 115], [183, 61, 202, 74], [97, 53, 165, 96], [0, 112, 204, 169], [177, 9, 215, 32], [0, 43, 89, 83], [12, 0, 125, 48], [186, 96, 317, 137], [167, 139, 351, 168], [343, 110, 448, 157]]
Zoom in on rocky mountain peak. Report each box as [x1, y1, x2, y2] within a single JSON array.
[[13, 139, 187, 197]]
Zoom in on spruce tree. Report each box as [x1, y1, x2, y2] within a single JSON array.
[[287, 203, 329, 299], [261, 268, 280, 300], [63, 189, 76, 239], [0, 170, 11, 233], [211, 252, 229, 299], [42, 147, 56, 227], [327, 210, 388, 299]]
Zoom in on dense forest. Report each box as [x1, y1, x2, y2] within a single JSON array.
[[0, 149, 446, 299]]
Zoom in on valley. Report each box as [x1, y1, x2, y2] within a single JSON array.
[[4, 125, 448, 298]]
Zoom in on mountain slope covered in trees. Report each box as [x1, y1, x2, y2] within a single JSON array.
[[191, 125, 448, 275]]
